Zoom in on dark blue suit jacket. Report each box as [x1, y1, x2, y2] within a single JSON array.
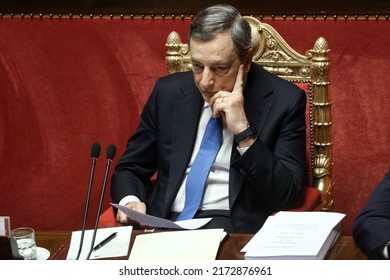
[[111, 63, 307, 233], [353, 166, 390, 259]]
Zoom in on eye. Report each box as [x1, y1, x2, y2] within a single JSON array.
[[192, 63, 204, 73], [213, 66, 229, 75]]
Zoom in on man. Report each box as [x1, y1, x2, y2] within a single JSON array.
[[353, 166, 390, 259], [110, 4, 306, 233]]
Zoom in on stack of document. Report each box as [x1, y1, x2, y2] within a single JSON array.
[[241, 211, 345, 260]]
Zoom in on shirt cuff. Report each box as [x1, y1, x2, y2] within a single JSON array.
[[236, 146, 249, 155], [119, 195, 141, 206], [383, 243, 390, 259]]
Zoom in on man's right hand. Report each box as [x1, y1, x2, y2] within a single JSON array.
[[116, 201, 146, 225]]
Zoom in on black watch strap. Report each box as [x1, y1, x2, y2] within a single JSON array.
[[234, 123, 256, 143]]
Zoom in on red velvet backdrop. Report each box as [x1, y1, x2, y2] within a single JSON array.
[[0, 17, 389, 235]]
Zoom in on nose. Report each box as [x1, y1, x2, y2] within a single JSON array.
[[199, 68, 214, 89]]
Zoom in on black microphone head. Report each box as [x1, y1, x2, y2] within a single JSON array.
[[91, 142, 101, 158], [106, 144, 116, 160]]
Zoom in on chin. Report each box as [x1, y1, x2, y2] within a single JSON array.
[[201, 93, 212, 102]]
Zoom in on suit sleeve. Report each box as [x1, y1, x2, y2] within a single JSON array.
[[110, 79, 160, 204], [232, 85, 307, 211], [352, 166, 390, 259]]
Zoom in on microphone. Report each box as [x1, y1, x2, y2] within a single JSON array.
[[86, 144, 116, 260], [76, 142, 101, 260]]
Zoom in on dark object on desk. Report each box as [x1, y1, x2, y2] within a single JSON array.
[[92, 232, 118, 252], [0, 236, 23, 260]]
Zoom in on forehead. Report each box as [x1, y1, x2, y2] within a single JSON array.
[[189, 32, 238, 64]]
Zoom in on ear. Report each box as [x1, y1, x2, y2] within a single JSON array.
[[243, 47, 254, 73]]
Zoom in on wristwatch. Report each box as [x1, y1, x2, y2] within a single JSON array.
[[234, 123, 257, 143]]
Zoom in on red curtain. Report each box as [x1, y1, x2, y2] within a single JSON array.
[[0, 17, 389, 235]]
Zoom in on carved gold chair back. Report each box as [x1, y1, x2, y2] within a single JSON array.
[[165, 16, 334, 211]]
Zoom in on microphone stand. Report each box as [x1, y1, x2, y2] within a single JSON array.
[[86, 145, 116, 260], [76, 143, 100, 260]]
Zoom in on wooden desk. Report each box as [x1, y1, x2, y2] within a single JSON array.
[[35, 230, 71, 260], [35, 230, 368, 260]]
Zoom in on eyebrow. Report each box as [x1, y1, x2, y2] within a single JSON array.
[[191, 59, 232, 67]]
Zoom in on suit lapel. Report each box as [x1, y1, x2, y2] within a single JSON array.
[[244, 65, 274, 137]]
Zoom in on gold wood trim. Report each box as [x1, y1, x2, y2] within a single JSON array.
[[1, 13, 390, 20]]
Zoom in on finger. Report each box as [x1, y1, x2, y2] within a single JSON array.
[[134, 203, 147, 214], [125, 201, 142, 211], [212, 101, 225, 118], [116, 210, 141, 226], [208, 93, 218, 108], [232, 64, 245, 94], [209, 92, 226, 108], [116, 210, 128, 223]]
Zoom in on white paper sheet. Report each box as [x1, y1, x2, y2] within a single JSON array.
[[66, 226, 132, 260], [111, 203, 211, 229], [129, 228, 224, 260]]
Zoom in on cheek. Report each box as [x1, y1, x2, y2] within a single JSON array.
[[192, 72, 202, 83], [192, 74, 205, 94], [216, 74, 236, 91]]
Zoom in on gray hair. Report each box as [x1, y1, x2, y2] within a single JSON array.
[[189, 4, 252, 61]]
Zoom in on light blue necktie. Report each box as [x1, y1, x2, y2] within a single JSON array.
[[176, 116, 223, 221]]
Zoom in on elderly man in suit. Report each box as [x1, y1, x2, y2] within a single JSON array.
[[110, 4, 306, 233]]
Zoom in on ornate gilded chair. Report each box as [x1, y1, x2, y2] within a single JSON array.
[[165, 16, 334, 212], [99, 16, 334, 227]]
